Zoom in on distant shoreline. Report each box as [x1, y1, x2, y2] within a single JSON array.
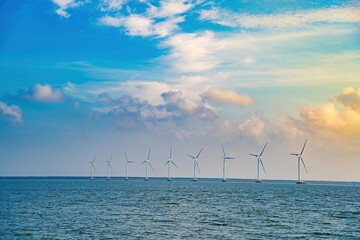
[[0, 176, 358, 186]]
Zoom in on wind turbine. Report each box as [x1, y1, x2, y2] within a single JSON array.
[[221, 144, 235, 182], [249, 143, 268, 183], [164, 145, 179, 181], [106, 153, 113, 181], [124, 151, 135, 181], [90, 154, 96, 180], [290, 139, 309, 184], [188, 147, 203, 181], [141, 147, 154, 181]]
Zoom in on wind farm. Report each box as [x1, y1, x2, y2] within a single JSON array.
[[221, 144, 235, 182], [164, 145, 179, 181], [124, 151, 135, 181], [188, 147, 204, 181], [290, 140, 309, 184], [141, 147, 154, 181], [106, 153, 113, 181], [249, 143, 268, 183], [88, 141, 313, 184], [90, 154, 96, 181]]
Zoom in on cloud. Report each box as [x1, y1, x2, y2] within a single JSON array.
[[238, 116, 265, 138], [148, 0, 193, 18], [51, 0, 84, 17], [199, 6, 360, 28], [0, 102, 23, 123], [335, 86, 360, 111], [99, 14, 184, 37], [201, 87, 254, 106], [24, 84, 66, 103], [98, 0, 193, 37], [243, 57, 255, 64], [163, 31, 223, 72], [4, 84, 67, 103], [99, 0, 128, 11], [300, 102, 360, 136], [92, 90, 218, 131], [296, 87, 360, 152]]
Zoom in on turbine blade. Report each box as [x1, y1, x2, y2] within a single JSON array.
[[172, 161, 179, 169], [93, 154, 97, 163], [128, 161, 136, 163], [148, 162, 155, 171], [141, 161, 146, 164], [226, 157, 235, 159], [290, 153, 298, 156], [124, 151, 128, 161], [196, 161, 200, 174], [221, 144, 226, 157], [170, 145, 172, 159], [259, 143, 268, 157], [260, 158, 267, 175], [109, 153, 113, 162], [188, 155, 195, 159], [300, 139, 308, 155], [249, 154, 258, 157], [147, 147, 151, 160], [164, 161, 169, 166], [300, 156, 308, 174], [196, 147, 204, 159]]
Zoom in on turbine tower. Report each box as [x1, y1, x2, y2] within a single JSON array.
[[141, 147, 154, 181], [249, 143, 268, 183], [164, 145, 179, 181], [290, 139, 309, 184], [106, 153, 113, 181], [124, 151, 135, 181], [90, 154, 96, 180], [188, 147, 203, 181], [221, 144, 235, 182]]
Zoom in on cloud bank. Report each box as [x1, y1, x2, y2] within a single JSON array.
[[0, 102, 23, 123]]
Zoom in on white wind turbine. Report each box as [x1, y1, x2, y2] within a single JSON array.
[[124, 151, 135, 181], [290, 139, 309, 184], [249, 143, 268, 183], [221, 144, 235, 182], [164, 145, 179, 181], [188, 147, 203, 181], [106, 153, 113, 181], [141, 147, 154, 181], [90, 154, 96, 180]]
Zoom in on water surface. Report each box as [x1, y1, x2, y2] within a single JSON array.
[[1, 179, 359, 239]]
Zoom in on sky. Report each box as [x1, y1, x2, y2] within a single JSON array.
[[0, 0, 359, 181]]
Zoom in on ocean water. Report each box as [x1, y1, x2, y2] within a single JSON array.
[[1, 179, 359, 239]]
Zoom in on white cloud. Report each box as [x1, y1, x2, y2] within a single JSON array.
[[201, 87, 254, 106], [26, 84, 66, 103], [300, 102, 360, 136], [163, 31, 223, 72], [99, 0, 197, 37], [238, 116, 265, 138], [100, 0, 128, 11], [148, 0, 193, 18], [335, 86, 360, 111], [243, 57, 255, 64], [199, 6, 360, 28], [99, 15, 184, 37], [98, 0, 194, 37], [51, 0, 84, 18], [0, 102, 23, 123], [295, 87, 360, 152]]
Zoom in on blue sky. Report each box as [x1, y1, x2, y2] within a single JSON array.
[[1, 0, 359, 181]]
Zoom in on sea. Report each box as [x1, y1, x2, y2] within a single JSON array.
[[1, 177, 359, 239]]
